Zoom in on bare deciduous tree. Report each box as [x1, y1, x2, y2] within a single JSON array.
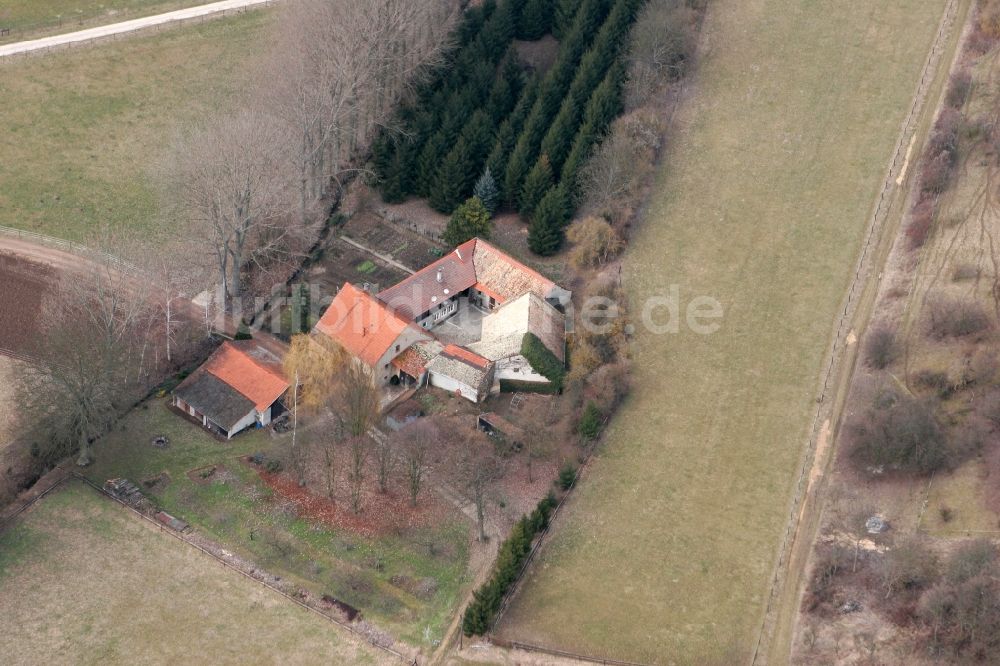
[[625, 0, 698, 109], [450, 430, 505, 541], [167, 109, 295, 304], [396, 418, 438, 506], [373, 428, 395, 494], [264, 0, 457, 217], [19, 233, 157, 466], [333, 358, 380, 513]]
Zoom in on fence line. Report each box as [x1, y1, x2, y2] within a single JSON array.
[[0, 470, 72, 531], [0, 224, 142, 275], [68, 474, 417, 664], [748, 0, 963, 663], [490, 637, 650, 666]]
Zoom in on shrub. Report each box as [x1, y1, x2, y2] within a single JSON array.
[[848, 390, 949, 475], [558, 462, 577, 490], [919, 541, 1000, 658], [906, 198, 936, 249], [945, 538, 997, 585], [804, 544, 854, 613], [920, 150, 954, 196], [498, 378, 561, 394], [520, 332, 566, 389], [265, 458, 283, 474], [443, 196, 492, 246], [585, 361, 631, 413], [926, 297, 992, 339], [881, 538, 938, 597], [578, 401, 603, 440], [913, 369, 953, 399], [945, 69, 972, 109], [952, 262, 979, 281], [864, 324, 899, 369], [566, 216, 624, 268]]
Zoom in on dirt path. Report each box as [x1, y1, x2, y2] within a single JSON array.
[[0, 0, 273, 59], [761, 0, 973, 662], [0, 232, 287, 353]]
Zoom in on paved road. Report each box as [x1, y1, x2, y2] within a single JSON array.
[[0, 0, 273, 58]]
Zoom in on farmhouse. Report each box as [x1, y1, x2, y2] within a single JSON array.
[[469, 291, 565, 385], [172, 340, 288, 439], [376, 237, 571, 325], [314, 238, 570, 402], [313, 282, 432, 385]]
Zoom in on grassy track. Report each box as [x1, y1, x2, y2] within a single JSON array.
[[498, 0, 948, 661], [0, 480, 391, 664], [0, 1, 211, 43], [0, 10, 264, 241]]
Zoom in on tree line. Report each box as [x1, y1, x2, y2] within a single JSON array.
[[372, 0, 644, 256], [166, 0, 458, 305]]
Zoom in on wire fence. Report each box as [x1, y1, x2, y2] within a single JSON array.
[[0, 224, 142, 275], [0, 473, 419, 664], [747, 0, 963, 663], [489, 637, 650, 666]]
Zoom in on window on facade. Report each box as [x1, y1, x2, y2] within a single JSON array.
[[395, 345, 400, 352]]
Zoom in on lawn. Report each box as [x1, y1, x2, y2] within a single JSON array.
[[0, 1, 211, 42], [0, 479, 392, 664], [82, 398, 470, 648], [497, 0, 949, 662], [0, 9, 265, 242]]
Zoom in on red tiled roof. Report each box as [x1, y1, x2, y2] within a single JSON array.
[[376, 239, 478, 320], [203, 340, 289, 412], [470, 239, 556, 303], [314, 282, 413, 367], [391, 346, 428, 377], [441, 343, 491, 369], [376, 238, 557, 320]]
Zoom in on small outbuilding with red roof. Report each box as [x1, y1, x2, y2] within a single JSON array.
[[172, 339, 289, 439]]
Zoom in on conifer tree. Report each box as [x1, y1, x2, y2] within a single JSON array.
[[519, 155, 554, 218], [380, 151, 407, 203], [518, 0, 554, 40], [559, 120, 593, 199], [460, 109, 496, 176], [528, 185, 569, 255], [444, 196, 492, 246], [416, 132, 447, 198], [503, 145, 532, 209], [430, 139, 472, 213], [474, 168, 500, 215], [553, 0, 579, 38]]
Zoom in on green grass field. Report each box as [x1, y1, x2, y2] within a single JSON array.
[[0, 9, 265, 242], [82, 398, 469, 647], [498, 0, 949, 661], [0, 1, 210, 42], [0, 479, 392, 664]]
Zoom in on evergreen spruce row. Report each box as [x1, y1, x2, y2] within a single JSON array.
[[373, 0, 641, 255], [462, 493, 558, 636]]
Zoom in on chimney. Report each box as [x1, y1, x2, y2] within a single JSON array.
[[436, 268, 443, 283]]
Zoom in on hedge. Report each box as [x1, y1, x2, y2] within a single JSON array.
[[498, 378, 561, 394], [462, 492, 558, 635], [520, 332, 566, 389]]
